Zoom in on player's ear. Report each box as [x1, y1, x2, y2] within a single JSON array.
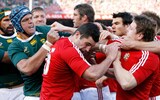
[[75, 31, 81, 39], [82, 15, 88, 22], [136, 32, 144, 40]]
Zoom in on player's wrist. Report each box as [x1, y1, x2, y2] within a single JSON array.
[[45, 41, 52, 47], [42, 41, 52, 51], [98, 44, 106, 52]]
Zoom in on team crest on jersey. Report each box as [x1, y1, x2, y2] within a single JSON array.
[[24, 46, 29, 53], [30, 39, 37, 46], [123, 53, 130, 61], [7, 39, 13, 44], [40, 38, 45, 43]]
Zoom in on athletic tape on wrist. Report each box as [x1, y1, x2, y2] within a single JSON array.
[[42, 44, 50, 51], [45, 41, 52, 46]]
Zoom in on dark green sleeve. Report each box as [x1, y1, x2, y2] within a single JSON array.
[[8, 42, 28, 67], [0, 49, 5, 61], [36, 25, 51, 34], [58, 32, 71, 37], [36, 25, 71, 37]]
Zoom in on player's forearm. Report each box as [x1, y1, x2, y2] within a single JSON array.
[[113, 60, 137, 90], [17, 41, 52, 76], [17, 47, 48, 76], [133, 41, 160, 55], [83, 56, 114, 81], [1, 52, 12, 63], [63, 26, 77, 34]]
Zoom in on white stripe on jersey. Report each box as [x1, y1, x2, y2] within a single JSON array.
[[68, 38, 91, 66], [129, 51, 149, 73]]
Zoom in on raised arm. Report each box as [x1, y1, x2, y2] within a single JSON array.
[[121, 36, 160, 55], [51, 21, 77, 34], [16, 28, 59, 76]]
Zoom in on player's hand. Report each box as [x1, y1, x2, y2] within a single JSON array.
[[105, 42, 121, 61], [95, 76, 107, 88], [51, 21, 66, 32], [47, 28, 60, 44]]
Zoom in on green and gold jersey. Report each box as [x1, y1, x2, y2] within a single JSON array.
[[7, 25, 71, 96], [0, 33, 23, 88], [8, 26, 50, 96]]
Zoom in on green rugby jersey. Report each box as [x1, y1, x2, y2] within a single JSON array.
[[8, 26, 71, 96], [0, 33, 23, 88]]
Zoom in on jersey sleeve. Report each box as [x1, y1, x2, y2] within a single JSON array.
[[132, 52, 159, 84], [61, 47, 90, 77], [58, 32, 71, 37], [0, 49, 5, 61], [8, 42, 28, 67]]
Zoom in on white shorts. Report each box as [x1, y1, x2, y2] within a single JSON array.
[[24, 96, 39, 100], [110, 92, 116, 100], [72, 92, 81, 100], [149, 95, 160, 100], [0, 86, 24, 100], [80, 86, 112, 100]]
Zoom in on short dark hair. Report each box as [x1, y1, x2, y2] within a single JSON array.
[[134, 15, 156, 42], [74, 23, 100, 42], [74, 3, 95, 22], [113, 12, 133, 25], [141, 11, 160, 35], [31, 7, 45, 14]]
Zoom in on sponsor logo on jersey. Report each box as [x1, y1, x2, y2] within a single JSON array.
[[7, 39, 13, 43], [30, 39, 37, 46]]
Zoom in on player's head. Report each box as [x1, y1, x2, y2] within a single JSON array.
[[126, 15, 156, 42], [72, 22, 100, 52], [73, 3, 95, 28], [141, 11, 160, 35], [112, 12, 133, 36], [0, 8, 14, 36], [31, 7, 46, 26], [10, 5, 33, 33]]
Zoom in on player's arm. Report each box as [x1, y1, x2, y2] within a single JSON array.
[[16, 28, 59, 76], [1, 52, 11, 63], [51, 21, 77, 34], [121, 36, 160, 55], [112, 51, 137, 90], [0, 49, 11, 63]]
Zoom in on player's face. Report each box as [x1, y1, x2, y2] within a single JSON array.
[[77, 35, 96, 53], [32, 10, 46, 26], [0, 16, 14, 36], [21, 14, 35, 36], [112, 17, 128, 36], [126, 21, 139, 40], [73, 9, 84, 28]]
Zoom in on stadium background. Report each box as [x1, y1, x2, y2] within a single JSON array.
[[1, 0, 160, 26]]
